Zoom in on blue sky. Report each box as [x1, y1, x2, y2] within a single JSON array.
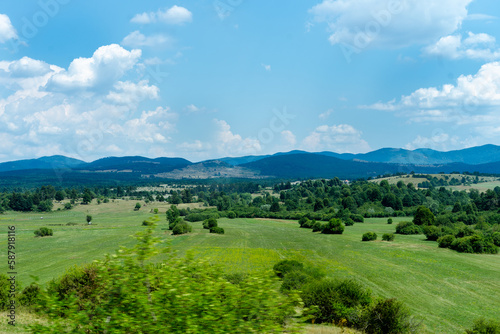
[[1, 0, 500, 163]]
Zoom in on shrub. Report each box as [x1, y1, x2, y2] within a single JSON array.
[[34, 227, 53, 237], [0, 274, 13, 310], [86, 215, 92, 224], [395, 221, 421, 235], [387, 218, 393, 224], [299, 217, 312, 228], [18, 283, 41, 307], [437, 235, 455, 248], [492, 232, 500, 247], [465, 318, 500, 334], [423, 226, 444, 241], [382, 233, 395, 241], [321, 218, 345, 234], [227, 211, 237, 219], [63, 203, 72, 210], [360, 298, 421, 334], [351, 214, 364, 223], [141, 216, 159, 227], [169, 217, 183, 230], [45, 264, 102, 317], [203, 217, 218, 229], [273, 260, 304, 278], [301, 278, 371, 325], [172, 221, 192, 235], [280, 270, 311, 292], [362, 232, 377, 241], [344, 218, 355, 226], [134, 202, 141, 211], [312, 221, 324, 232], [209, 226, 225, 234]]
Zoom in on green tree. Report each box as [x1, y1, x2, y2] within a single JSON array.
[[413, 206, 435, 226], [321, 218, 345, 234], [166, 205, 180, 225]]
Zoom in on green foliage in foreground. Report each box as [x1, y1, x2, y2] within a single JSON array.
[[28, 224, 302, 334]]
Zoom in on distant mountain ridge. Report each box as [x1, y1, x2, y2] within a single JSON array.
[[221, 144, 500, 166], [0, 155, 86, 173], [0, 144, 500, 182]]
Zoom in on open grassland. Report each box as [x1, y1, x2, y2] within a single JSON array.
[[372, 173, 500, 192], [0, 202, 499, 333]]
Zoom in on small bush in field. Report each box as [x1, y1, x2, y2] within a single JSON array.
[[273, 260, 304, 278], [362, 232, 377, 241], [361, 298, 421, 334], [387, 218, 393, 224], [34, 227, 53, 237], [382, 233, 395, 241], [321, 218, 344, 234], [209, 226, 224, 234]]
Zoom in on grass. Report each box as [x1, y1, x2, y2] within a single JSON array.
[[1, 202, 499, 333]]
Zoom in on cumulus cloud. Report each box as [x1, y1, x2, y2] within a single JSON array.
[[213, 119, 261, 156], [308, 0, 472, 49], [423, 32, 500, 61], [0, 14, 17, 43], [301, 124, 371, 153], [131, 5, 192, 25], [0, 45, 168, 162], [365, 61, 500, 124], [46, 44, 142, 92], [281, 130, 297, 146], [121, 31, 172, 48]]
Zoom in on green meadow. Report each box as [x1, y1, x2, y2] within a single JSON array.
[[1, 200, 499, 333]]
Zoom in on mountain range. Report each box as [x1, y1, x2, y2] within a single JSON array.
[[1, 144, 500, 185]]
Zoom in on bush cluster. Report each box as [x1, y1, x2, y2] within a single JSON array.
[[395, 221, 421, 235], [34, 227, 53, 237], [362, 232, 377, 241], [203, 217, 225, 234], [382, 233, 395, 241]]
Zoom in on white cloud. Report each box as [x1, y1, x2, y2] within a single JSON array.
[[46, 44, 142, 91], [424, 32, 500, 61], [178, 140, 212, 152], [301, 124, 371, 153], [366, 61, 500, 124], [131, 5, 192, 25], [106, 80, 159, 105], [262, 64, 271, 71], [309, 0, 472, 49], [120, 107, 177, 144], [121, 31, 172, 48], [185, 104, 200, 113], [280, 130, 297, 146], [319, 109, 334, 120], [213, 119, 261, 156], [0, 14, 17, 43], [0, 45, 167, 162]]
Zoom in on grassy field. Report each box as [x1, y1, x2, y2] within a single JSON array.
[[1, 201, 499, 333], [371, 174, 500, 192]]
